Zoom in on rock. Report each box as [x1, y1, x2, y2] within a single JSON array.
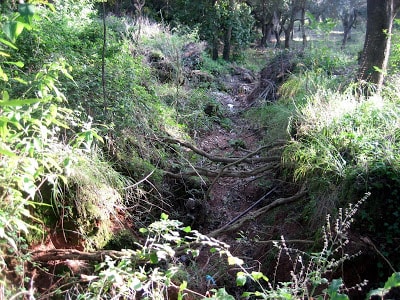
[[189, 70, 214, 85]]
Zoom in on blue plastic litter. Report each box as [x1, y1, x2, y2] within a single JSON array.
[[205, 275, 216, 285]]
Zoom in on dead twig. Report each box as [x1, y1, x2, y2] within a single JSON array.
[[209, 187, 307, 237]]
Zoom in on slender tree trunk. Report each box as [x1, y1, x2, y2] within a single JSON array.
[[300, 8, 306, 44], [212, 36, 219, 60], [222, 0, 234, 60], [300, 2, 307, 48], [283, 0, 297, 49], [272, 10, 281, 47], [260, 14, 268, 47], [222, 25, 232, 60], [283, 17, 294, 49], [266, 22, 273, 43], [260, 21, 267, 47], [341, 8, 356, 49], [102, 1, 107, 114], [358, 0, 400, 89], [284, 27, 292, 49]]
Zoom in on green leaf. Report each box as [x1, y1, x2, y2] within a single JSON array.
[[18, 3, 35, 25], [160, 212, 169, 220], [0, 146, 16, 157], [227, 256, 244, 266], [178, 281, 187, 300], [5, 61, 24, 68], [0, 51, 11, 57], [129, 277, 142, 290], [236, 272, 247, 286], [327, 278, 343, 294], [179, 281, 187, 292], [209, 247, 217, 253], [324, 278, 349, 300], [0, 66, 8, 81], [139, 228, 148, 233], [150, 252, 158, 264], [384, 272, 400, 289], [367, 288, 385, 299], [212, 288, 235, 300], [251, 271, 268, 282], [182, 226, 191, 233], [2, 91, 9, 101], [0, 98, 42, 106], [0, 38, 18, 50], [3, 21, 25, 43], [13, 77, 28, 85]]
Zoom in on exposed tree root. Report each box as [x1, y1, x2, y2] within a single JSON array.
[[166, 162, 278, 179], [163, 137, 285, 164], [209, 187, 307, 237], [163, 137, 283, 188]]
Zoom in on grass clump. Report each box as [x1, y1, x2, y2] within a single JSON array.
[[281, 80, 400, 277], [283, 90, 400, 188]]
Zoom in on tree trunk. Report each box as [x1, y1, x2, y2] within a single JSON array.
[[358, 0, 400, 89], [222, 25, 232, 60], [341, 8, 356, 49], [222, 0, 234, 60], [272, 10, 281, 47], [284, 26, 292, 49], [282, 0, 297, 49], [212, 36, 219, 60], [260, 20, 267, 47], [260, 7, 268, 47], [300, 6, 307, 48]]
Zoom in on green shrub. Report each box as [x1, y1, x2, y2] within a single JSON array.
[[0, 2, 109, 296]]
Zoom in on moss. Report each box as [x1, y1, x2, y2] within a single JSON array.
[[103, 230, 138, 250]]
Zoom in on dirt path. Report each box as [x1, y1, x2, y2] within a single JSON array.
[[196, 91, 263, 231]]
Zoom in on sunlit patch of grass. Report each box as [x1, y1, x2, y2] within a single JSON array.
[[283, 88, 400, 191]]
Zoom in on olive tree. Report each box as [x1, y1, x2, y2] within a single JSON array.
[[358, 0, 400, 88]]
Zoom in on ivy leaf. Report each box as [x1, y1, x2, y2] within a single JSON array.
[[149, 252, 158, 264], [251, 271, 268, 282], [130, 277, 142, 290], [236, 272, 247, 286], [182, 226, 191, 233], [178, 281, 188, 300], [384, 272, 400, 289], [227, 256, 244, 266]]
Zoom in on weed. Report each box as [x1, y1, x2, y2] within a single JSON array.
[[236, 194, 370, 299]]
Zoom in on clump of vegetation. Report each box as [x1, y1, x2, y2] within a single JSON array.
[[236, 195, 369, 299]]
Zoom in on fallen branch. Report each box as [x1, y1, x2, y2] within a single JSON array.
[[221, 187, 277, 228], [165, 163, 278, 179], [163, 137, 283, 164], [255, 239, 314, 245], [31, 249, 143, 263], [209, 188, 307, 237]]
